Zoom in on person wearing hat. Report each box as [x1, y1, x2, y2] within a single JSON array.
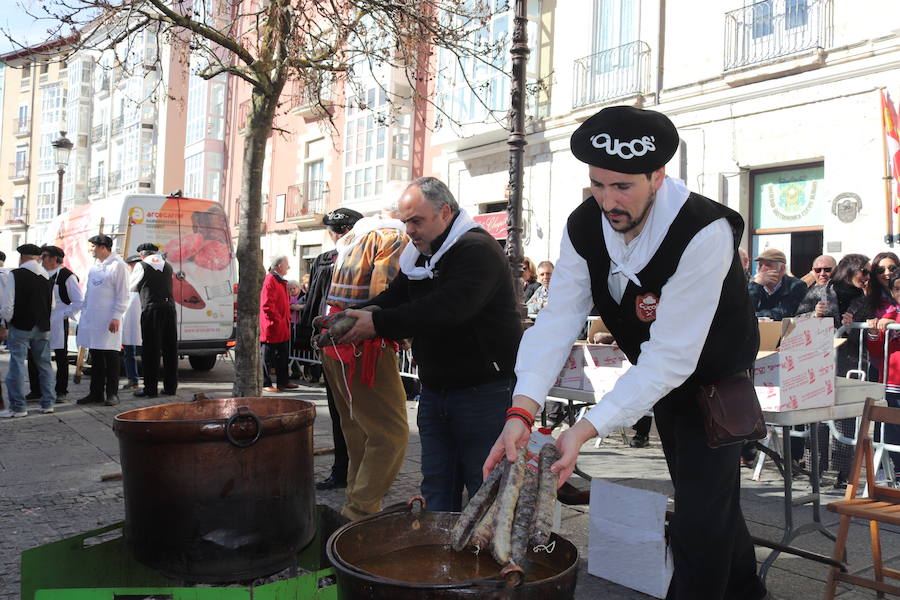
[[483, 106, 768, 599], [37, 245, 83, 401], [121, 255, 144, 391], [300, 206, 363, 491], [0, 243, 56, 417], [748, 247, 807, 321], [76, 234, 130, 406], [129, 242, 177, 398]]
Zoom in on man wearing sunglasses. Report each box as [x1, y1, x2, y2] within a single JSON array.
[[748, 248, 807, 321], [796, 254, 839, 318]]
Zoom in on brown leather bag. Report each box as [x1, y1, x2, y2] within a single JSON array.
[[697, 371, 767, 448]]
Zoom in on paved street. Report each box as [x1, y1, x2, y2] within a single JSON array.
[[0, 352, 896, 599]]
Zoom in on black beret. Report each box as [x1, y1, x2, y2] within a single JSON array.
[[570, 106, 679, 174], [41, 245, 65, 259], [0, 251, 6, 262], [137, 243, 159, 253], [17, 243, 43, 256], [125, 254, 142, 264], [322, 207, 364, 228], [88, 234, 113, 248]]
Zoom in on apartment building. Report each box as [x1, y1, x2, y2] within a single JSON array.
[[429, 0, 900, 276], [0, 38, 75, 254]]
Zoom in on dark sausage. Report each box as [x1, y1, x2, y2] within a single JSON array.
[[491, 447, 527, 565], [510, 466, 539, 566], [451, 460, 507, 552], [530, 443, 561, 546]]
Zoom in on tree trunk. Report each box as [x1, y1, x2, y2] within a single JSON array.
[[232, 88, 279, 397]]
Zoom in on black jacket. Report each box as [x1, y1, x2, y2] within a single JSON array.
[[748, 275, 807, 321], [369, 228, 522, 390]]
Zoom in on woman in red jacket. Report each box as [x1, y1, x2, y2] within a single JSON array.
[[260, 255, 298, 392], [866, 271, 900, 476]]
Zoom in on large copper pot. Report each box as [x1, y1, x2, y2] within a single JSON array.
[[326, 498, 578, 599], [113, 397, 316, 582]]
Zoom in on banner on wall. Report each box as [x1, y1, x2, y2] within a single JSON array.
[[753, 166, 824, 230]]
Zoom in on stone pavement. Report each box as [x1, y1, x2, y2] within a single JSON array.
[[0, 353, 896, 599]]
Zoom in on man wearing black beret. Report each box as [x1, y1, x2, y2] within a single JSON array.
[[486, 106, 767, 599], [130, 242, 177, 398], [0, 244, 55, 418], [39, 245, 83, 401]]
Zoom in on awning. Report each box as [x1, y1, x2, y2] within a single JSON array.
[[473, 212, 508, 240]]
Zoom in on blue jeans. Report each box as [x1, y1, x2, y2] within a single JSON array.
[[417, 378, 512, 512], [5, 326, 55, 412], [123, 345, 141, 382]]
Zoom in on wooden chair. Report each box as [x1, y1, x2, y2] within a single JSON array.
[[825, 397, 900, 599]]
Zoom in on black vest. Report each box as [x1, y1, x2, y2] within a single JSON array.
[[10, 267, 51, 331], [566, 192, 759, 384], [52, 267, 77, 305], [136, 260, 175, 310]]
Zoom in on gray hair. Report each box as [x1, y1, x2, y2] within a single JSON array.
[[537, 261, 554, 270], [269, 255, 288, 272], [409, 176, 459, 215]]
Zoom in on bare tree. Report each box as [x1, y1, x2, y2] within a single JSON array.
[[11, 0, 507, 397]]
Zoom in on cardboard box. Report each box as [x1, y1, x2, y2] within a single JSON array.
[[588, 480, 673, 598], [582, 344, 631, 393], [753, 317, 836, 412], [554, 344, 584, 389]]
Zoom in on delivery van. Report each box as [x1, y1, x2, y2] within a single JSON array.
[[36, 193, 236, 370]]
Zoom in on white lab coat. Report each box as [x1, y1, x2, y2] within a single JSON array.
[[76, 253, 130, 351], [47, 266, 84, 350], [121, 291, 142, 346]]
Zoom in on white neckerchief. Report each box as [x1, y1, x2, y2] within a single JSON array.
[[142, 253, 166, 272], [334, 214, 406, 274], [604, 176, 690, 289], [399, 208, 480, 280]]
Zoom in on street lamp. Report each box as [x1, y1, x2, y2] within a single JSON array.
[[506, 0, 529, 310], [52, 130, 73, 216]]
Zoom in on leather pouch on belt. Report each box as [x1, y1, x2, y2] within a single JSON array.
[[696, 372, 767, 449]]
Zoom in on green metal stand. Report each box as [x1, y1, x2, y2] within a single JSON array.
[[21, 506, 342, 600]]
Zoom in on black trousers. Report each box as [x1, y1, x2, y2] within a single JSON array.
[[653, 386, 766, 600], [89, 349, 121, 400], [322, 368, 348, 480], [140, 306, 178, 394], [261, 340, 289, 387]]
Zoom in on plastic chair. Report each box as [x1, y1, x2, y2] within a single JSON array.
[[824, 397, 900, 598]]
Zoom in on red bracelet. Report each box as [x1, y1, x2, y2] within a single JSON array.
[[506, 407, 534, 428], [505, 413, 533, 428]]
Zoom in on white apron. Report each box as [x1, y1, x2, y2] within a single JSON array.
[[49, 269, 84, 351], [76, 254, 130, 351], [121, 291, 142, 346]]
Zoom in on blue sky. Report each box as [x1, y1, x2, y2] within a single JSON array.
[[1, 3, 60, 55]]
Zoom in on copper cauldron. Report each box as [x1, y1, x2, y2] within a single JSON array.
[[326, 498, 578, 599], [114, 397, 316, 582]]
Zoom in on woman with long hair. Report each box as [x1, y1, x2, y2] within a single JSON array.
[[856, 251, 900, 323], [522, 257, 539, 302]]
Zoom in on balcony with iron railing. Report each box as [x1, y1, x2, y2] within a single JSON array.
[[286, 181, 328, 220], [9, 162, 29, 182], [89, 176, 106, 196], [572, 41, 651, 109], [4, 208, 25, 226], [91, 124, 107, 146], [724, 0, 831, 71], [11, 118, 31, 138]]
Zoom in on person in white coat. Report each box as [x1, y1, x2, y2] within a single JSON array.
[[39, 245, 83, 401], [76, 234, 129, 406], [121, 255, 143, 390]]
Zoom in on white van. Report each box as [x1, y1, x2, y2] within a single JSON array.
[[36, 193, 236, 370]]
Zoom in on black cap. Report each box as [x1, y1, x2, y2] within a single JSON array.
[[41, 245, 65, 259], [17, 243, 43, 256], [570, 106, 679, 174], [125, 254, 142, 264], [136, 242, 159, 253], [322, 207, 364, 228], [0, 251, 6, 262], [88, 234, 113, 249]]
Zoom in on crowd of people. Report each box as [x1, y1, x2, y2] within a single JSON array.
[[0, 237, 179, 417]]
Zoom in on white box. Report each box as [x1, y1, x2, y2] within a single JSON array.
[[588, 480, 673, 598], [554, 345, 584, 390], [582, 344, 631, 394], [753, 317, 836, 412]]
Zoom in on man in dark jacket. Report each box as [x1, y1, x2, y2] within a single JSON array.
[[338, 177, 523, 512], [131, 243, 178, 398], [748, 248, 807, 321]]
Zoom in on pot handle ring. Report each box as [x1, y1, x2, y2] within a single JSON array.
[[225, 406, 262, 447]]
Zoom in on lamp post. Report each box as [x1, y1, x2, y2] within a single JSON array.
[[506, 0, 529, 310], [52, 130, 73, 216]]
